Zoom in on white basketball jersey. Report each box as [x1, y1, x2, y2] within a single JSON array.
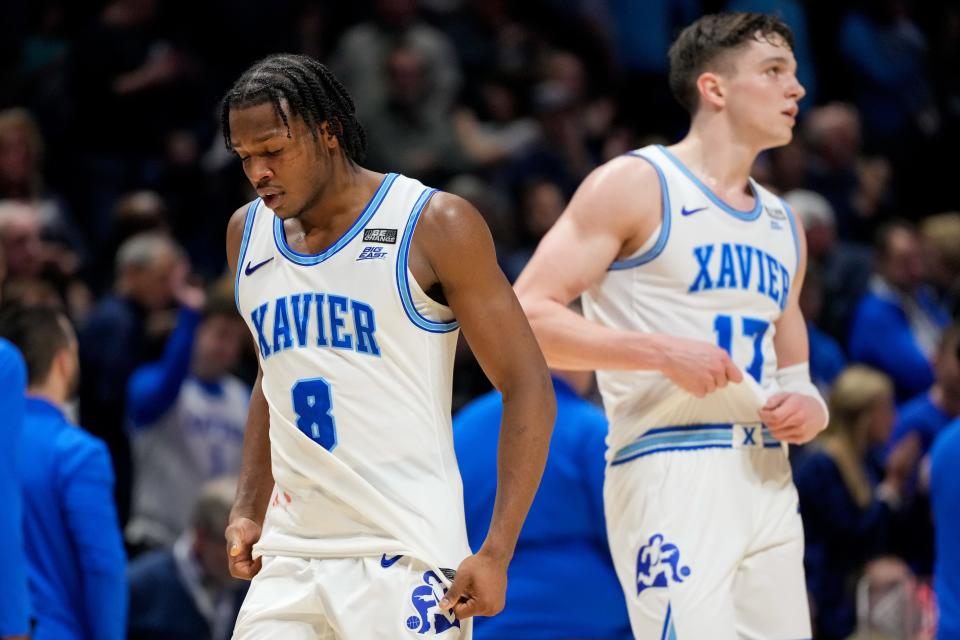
[[234, 173, 470, 570], [582, 145, 801, 455]]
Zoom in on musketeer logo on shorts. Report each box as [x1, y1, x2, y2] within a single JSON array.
[[406, 571, 461, 635], [364, 228, 398, 244], [636, 533, 691, 595]]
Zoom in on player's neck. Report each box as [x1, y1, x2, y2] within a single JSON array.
[[670, 119, 760, 194], [298, 162, 380, 234]]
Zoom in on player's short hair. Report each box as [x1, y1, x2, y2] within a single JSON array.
[[0, 304, 71, 386], [114, 231, 178, 275], [220, 54, 366, 163], [190, 476, 237, 536], [668, 12, 795, 114]]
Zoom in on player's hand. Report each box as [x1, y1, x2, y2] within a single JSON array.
[[759, 392, 826, 444], [657, 335, 743, 397], [439, 551, 508, 619], [225, 516, 262, 580]]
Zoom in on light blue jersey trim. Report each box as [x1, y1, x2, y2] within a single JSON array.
[[780, 197, 802, 274], [611, 423, 782, 465], [656, 145, 763, 221], [396, 188, 459, 334], [661, 602, 677, 640], [234, 198, 261, 312], [273, 173, 398, 266], [610, 152, 672, 270]]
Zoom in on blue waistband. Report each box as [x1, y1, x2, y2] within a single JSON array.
[[611, 423, 781, 466]]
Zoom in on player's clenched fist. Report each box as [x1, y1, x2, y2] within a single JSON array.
[[440, 551, 508, 620], [225, 516, 263, 580], [656, 335, 743, 397], [759, 392, 827, 444]]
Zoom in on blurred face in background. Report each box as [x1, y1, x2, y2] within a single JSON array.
[[0, 203, 44, 278], [125, 245, 179, 310], [863, 388, 896, 448], [192, 313, 246, 382], [879, 227, 926, 293]]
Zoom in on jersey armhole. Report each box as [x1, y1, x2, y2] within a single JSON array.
[[609, 153, 671, 271], [234, 198, 261, 312], [395, 188, 460, 334], [778, 196, 802, 275]]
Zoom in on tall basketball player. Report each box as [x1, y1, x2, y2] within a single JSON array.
[[516, 13, 826, 640], [221, 54, 555, 639]]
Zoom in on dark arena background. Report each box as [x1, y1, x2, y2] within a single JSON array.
[[0, 1, 958, 639]]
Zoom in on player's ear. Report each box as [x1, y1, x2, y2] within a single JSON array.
[[316, 120, 341, 150], [696, 71, 726, 111]]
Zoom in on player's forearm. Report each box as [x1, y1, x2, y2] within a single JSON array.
[[480, 373, 556, 565], [231, 375, 273, 524], [522, 298, 668, 371]]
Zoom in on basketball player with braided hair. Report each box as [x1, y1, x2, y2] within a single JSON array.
[[221, 54, 555, 638]]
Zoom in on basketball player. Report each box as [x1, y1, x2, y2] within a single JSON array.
[[221, 54, 554, 639], [516, 13, 827, 640]]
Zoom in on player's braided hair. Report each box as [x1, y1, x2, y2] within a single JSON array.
[[668, 12, 795, 114], [220, 53, 367, 163]]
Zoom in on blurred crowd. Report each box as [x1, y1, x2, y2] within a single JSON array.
[[1, 0, 959, 638]]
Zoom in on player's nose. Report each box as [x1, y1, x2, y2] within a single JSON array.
[[245, 157, 274, 183], [787, 75, 806, 102]]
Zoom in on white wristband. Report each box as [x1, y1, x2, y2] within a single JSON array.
[[775, 362, 829, 431]]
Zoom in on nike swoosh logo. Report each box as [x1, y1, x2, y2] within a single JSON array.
[[381, 554, 403, 568], [244, 257, 274, 276], [681, 206, 708, 216]]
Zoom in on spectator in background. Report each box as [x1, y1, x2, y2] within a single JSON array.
[[848, 221, 950, 402], [454, 346, 631, 639], [128, 477, 248, 640], [0, 305, 126, 640], [0, 244, 30, 640], [839, 1, 939, 152], [930, 412, 960, 640], [798, 265, 846, 394], [803, 103, 892, 244], [331, 0, 461, 119], [0, 108, 81, 254], [794, 365, 904, 640], [785, 188, 872, 343], [126, 284, 249, 551], [920, 212, 960, 319], [501, 178, 567, 282], [78, 231, 191, 524], [361, 43, 466, 183], [883, 324, 960, 577]]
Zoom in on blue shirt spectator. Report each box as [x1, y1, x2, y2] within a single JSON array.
[[128, 478, 247, 640], [2, 306, 127, 640], [890, 393, 952, 455], [454, 373, 631, 640], [849, 223, 950, 402], [931, 420, 960, 640], [0, 338, 29, 638]]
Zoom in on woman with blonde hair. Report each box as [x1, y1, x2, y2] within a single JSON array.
[[794, 365, 904, 640]]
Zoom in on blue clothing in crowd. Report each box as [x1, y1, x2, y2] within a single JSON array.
[[931, 420, 960, 640], [454, 376, 631, 640], [889, 392, 952, 456], [848, 286, 949, 402], [807, 322, 847, 392], [0, 339, 29, 636], [794, 449, 892, 640], [17, 396, 127, 640]]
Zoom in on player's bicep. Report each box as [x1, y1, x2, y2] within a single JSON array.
[[420, 195, 547, 391], [515, 157, 659, 305], [774, 213, 810, 367]]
